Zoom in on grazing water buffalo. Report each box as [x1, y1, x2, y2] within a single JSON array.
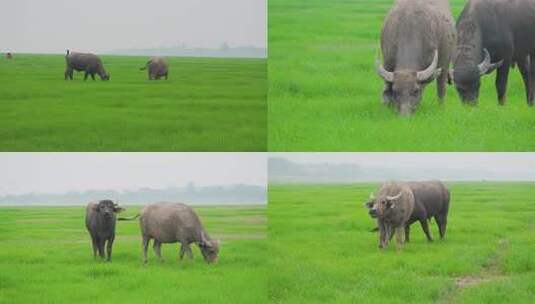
[[366, 181, 450, 242], [452, 0, 535, 105], [137, 202, 219, 264], [5, 52, 12, 59], [140, 57, 168, 80], [366, 181, 415, 249], [65, 50, 109, 81], [85, 200, 124, 261], [377, 0, 456, 115], [405, 181, 450, 241]]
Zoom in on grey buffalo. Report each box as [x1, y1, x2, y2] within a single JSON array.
[[366, 180, 450, 243], [365, 181, 415, 249], [135, 202, 219, 264], [140, 57, 168, 80], [65, 50, 109, 81], [85, 200, 124, 261], [377, 0, 456, 115], [452, 0, 535, 105]]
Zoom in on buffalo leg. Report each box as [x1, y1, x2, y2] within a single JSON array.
[[97, 238, 105, 258], [379, 224, 386, 248], [153, 240, 162, 261], [529, 53, 535, 105], [179, 243, 193, 260], [165, 73, 168, 80], [179, 243, 186, 259], [84, 71, 89, 81], [435, 214, 447, 239], [91, 235, 98, 258], [437, 68, 448, 102], [65, 67, 73, 80], [394, 227, 404, 250], [518, 56, 531, 104], [106, 236, 114, 261], [419, 220, 433, 242], [382, 82, 393, 105], [91, 73, 95, 80], [495, 61, 511, 105], [405, 225, 410, 243], [142, 236, 150, 264]]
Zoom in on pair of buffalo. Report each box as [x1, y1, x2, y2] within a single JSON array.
[[64, 50, 168, 81], [364, 180, 450, 249], [378, 0, 535, 115], [85, 200, 219, 263]]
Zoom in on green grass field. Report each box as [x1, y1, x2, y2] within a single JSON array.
[[0, 205, 266, 303], [268, 0, 535, 151], [0, 54, 266, 151], [268, 182, 535, 303]]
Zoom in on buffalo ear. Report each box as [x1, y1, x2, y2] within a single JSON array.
[[365, 201, 374, 209], [114, 206, 125, 213], [386, 200, 395, 209]]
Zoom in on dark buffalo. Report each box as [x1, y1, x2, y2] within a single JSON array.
[[136, 202, 219, 264], [366, 181, 415, 249], [5, 52, 12, 59], [366, 180, 450, 242], [405, 181, 450, 241], [452, 0, 535, 105], [65, 50, 109, 81], [377, 0, 456, 115], [140, 57, 168, 80], [85, 200, 124, 261]]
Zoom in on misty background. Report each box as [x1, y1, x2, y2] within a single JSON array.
[[0, 0, 266, 58], [269, 153, 535, 183], [0, 153, 267, 206]]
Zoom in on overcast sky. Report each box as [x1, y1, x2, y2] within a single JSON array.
[[272, 153, 535, 180], [0, 153, 267, 196], [0, 0, 266, 54]]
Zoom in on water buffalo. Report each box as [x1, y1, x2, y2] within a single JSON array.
[[366, 180, 450, 242], [137, 202, 219, 264], [65, 50, 109, 81], [5, 52, 12, 59], [140, 57, 168, 80], [377, 0, 456, 115], [85, 200, 124, 261], [452, 0, 535, 105], [366, 181, 415, 249]]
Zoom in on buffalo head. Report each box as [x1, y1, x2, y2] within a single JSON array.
[[199, 231, 219, 264], [365, 191, 403, 218], [452, 48, 503, 104], [94, 199, 123, 219], [377, 50, 441, 115]]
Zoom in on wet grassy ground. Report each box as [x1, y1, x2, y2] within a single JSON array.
[[268, 182, 535, 303], [0, 54, 266, 151], [268, 0, 535, 151], [0, 205, 266, 303]]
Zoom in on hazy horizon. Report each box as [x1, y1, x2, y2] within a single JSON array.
[[0, 0, 266, 54], [0, 153, 267, 196], [270, 153, 535, 182]]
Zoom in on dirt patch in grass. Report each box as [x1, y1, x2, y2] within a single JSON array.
[[454, 275, 494, 288], [438, 238, 510, 303]]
